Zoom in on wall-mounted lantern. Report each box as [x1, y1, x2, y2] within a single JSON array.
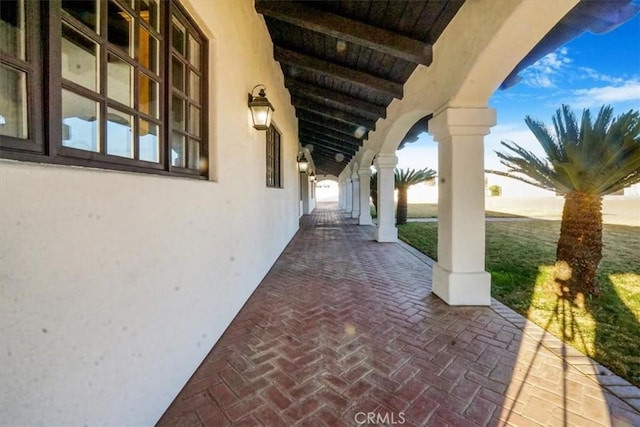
[[297, 153, 308, 173], [248, 84, 275, 130]]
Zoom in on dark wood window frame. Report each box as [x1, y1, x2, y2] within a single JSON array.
[[0, 0, 209, 179], [266, 124, 282, 188]]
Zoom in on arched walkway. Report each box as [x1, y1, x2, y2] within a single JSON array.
[[159, 203, 639, 426]]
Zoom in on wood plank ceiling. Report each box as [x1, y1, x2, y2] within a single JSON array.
[[256, 0, 465, 176]]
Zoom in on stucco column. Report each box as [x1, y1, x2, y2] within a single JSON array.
[[344, 177, 353, 213], [338, 180, 345, 209], [429, 107, 496, 305], [351, 173, 360, 219], [374, 154, 397, 242], [358, 168, 373, 225], [308, 176, 316, 213], [300, 173, 311, 214]]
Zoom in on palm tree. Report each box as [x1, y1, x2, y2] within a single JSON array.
[[488, 105, 640, 297], [395, 168, 436, 225]]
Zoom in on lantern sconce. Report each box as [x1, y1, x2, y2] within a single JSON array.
[[248, 84, 275, 130], [297, 153, 309, 173]]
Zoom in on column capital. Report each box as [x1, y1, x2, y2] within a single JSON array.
[[358, 168, 372, 178], [374, 154, 398, 169], [429, 107, 496, 140]]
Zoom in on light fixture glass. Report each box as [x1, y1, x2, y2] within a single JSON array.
[[297, 154, 308, 173], [248, 84, 274, 130]]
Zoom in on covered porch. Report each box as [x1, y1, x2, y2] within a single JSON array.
[[159, 203, 639, 426], [2, 0, 638, 424]]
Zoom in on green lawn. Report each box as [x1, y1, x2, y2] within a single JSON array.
[[398, 221, 640, 387], [406, 203, 521, 218], [371, 203, 522, 218]]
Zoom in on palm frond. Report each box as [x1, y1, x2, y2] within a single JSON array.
[[495, 105, 640, 196], [394, 167, 436, 189]]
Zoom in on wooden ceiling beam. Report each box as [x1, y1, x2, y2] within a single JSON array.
[[300, 134, 360, 155], [298, 122, 363, 146], [311, 152, 347, 164], [299, 130, 361, 150], [299, 132, 360, 151], [297, 111, 370, 139], [292, 97, 377, 131], [301, 140, 360, 158], [307, 144, 356, 158], [275, 46, 403, 99], [256, 1, 432, 66], [286, 78, 386, 120], [309, 150, 352, 164]]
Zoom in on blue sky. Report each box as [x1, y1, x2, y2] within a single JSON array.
[[397, 11, 640, 172]]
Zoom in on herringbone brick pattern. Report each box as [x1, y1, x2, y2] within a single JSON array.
[[157, 203, 640, 426]]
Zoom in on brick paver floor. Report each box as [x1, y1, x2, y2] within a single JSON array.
[[158, 203, 640, 426]]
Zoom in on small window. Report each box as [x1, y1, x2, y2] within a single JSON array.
[[266, 125, 282, 188]]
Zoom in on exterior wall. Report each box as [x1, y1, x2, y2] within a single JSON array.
[[625, 183, 640, 197], [486, 174, 556, 198], [0, 1, 299, 426]]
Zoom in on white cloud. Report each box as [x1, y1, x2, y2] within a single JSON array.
[[566, 79, 640, 108], [521, 47, 572, 88], [577, 67, 625, 84]]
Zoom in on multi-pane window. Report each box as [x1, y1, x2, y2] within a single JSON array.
[[266, 125, 282, 188], [0, 0, 208, 178], [169, 8, 204, 170], [0, 0, 42, 151]]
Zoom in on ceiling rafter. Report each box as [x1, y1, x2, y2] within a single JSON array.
[[256, 1, 466, 175], [285, 78, 386, 120], [309, 150, 352, 164], [301, 134, 360, 155], [308, 153, 350, 167], [255, 1, 432, 66], [298, 122, 364, 146], [275, 47, 403, 100], [293, 97, 377, 131], [297, 111, 370, 139], [301, 130, 359, 149], [311, 154, 346, 166], [307, 143, 356, 158], [299, 129, 362, 150]]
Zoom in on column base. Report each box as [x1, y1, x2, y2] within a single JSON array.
[[375, 225, 397, 242], [432, 263, 491, 306], [359, 214, 373, 226], [351, 210, 360, 219]]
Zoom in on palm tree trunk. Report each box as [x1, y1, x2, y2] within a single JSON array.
[[555, 191, 603, 297], [396, 186, 408, 225]]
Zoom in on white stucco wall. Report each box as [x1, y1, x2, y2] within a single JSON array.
[[0, 1, 299, 425], [486, 174, 556, 198]]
